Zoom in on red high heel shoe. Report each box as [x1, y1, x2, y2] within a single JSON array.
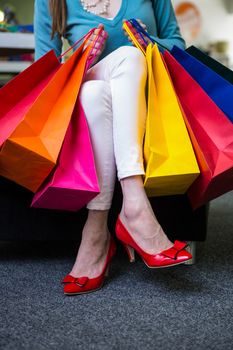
[[115, 217, 192, 268], [61, 237, 116, 295]]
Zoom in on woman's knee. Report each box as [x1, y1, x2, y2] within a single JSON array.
[[115, 46, 147, 75], [79, 80, 112, 127], [80, 80, 111, 107]]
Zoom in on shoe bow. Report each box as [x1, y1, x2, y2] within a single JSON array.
[[62, 275, 89, 287], [161, 241, 188, 260]]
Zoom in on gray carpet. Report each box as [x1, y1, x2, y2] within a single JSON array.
[[0, 192, 233, 350]]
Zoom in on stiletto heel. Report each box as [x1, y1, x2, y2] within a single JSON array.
[[115, 216, 192, 268], [123, 243, 135, 263], [104, 266, 110, 277], [62, 237, 116, 295]]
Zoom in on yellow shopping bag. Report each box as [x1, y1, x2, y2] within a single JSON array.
[[144, 43, 199, 196], [123, 21, 200, 196]]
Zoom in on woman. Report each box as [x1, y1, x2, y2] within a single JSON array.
[[34, 0, 192, 295]]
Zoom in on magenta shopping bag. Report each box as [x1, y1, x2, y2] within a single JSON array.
[[31, 99, 100, 211]]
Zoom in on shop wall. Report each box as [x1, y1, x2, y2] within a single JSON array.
[[172, 0, 233, 66], [0, 0, 34, 24], [1, 0, 233, 65]]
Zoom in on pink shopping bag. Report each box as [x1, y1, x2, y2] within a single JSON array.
[[163, 51, 233, 209], [31, 98, 100, 211]]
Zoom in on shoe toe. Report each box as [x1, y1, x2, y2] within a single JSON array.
[[177, 250, 192, 262], [63, 283, 83, 294]]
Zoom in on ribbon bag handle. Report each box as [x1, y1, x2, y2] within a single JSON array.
[[126, 19, 169, 52], [129, 19, 149, 47], [123, 20, 146, 55], [87, 27, 106, 67], [58, 27, 106, 69], [58, 28, 96, 60], [130, 19, 155, 44]]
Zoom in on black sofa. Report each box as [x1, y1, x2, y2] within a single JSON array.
[[0, 176, 208, 247]]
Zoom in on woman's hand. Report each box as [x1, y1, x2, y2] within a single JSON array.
[[86, 24, 108, 65], [123, 19, 151, 48]]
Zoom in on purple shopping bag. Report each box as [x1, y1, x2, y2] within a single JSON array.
[[31, 98, 100, 211]]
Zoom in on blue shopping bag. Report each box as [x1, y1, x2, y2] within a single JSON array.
[[171, 45, 233, 123], [186, 46, 233, 84]]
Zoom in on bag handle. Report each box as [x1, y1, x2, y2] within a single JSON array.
[[58, 27, 106, 68], [124, 19, 169, 52], [87, 27, 107, 67], [123, 20, 146, 55], [58, 27, 97, 60], [129, 19, 154, 45]]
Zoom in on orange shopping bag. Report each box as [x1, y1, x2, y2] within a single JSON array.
[[0, 50, 60, 146], [0, 32, 93, 192]]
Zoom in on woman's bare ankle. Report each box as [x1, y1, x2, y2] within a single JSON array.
[[120, 175, 149, 218], [119, 176, 173, 253], [120, 176, 153, 218], [120, 175, 145, 199], [83, 209, 109, 235], [69, 211, 111, 278]]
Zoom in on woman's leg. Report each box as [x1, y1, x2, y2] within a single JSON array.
[[69, 209, 111, 278], [69, 81, 116, 278], [110, 48, 172, 253], [83, 81, 116, 211], [68, 46, 173, 279], [120, 176, 173, 254], [85, 46, 146, 178], [86, 46, 172, 254]]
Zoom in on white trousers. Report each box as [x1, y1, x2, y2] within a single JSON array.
[[79, 46, 147, 210]]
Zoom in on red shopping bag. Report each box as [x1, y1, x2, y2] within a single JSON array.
[[31, 99, 100, 211], [0, 31, 94, 192], [163, 51, 233, 209], [0, 50, 60, 146]]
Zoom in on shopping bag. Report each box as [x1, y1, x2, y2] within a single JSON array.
[[164, 50, 233, 209], [171, 46, 233, 123], [0, 33, 93, 192], [144, 44, 199, 196], [31, 98, 100, 211], [186, 46, 233, 84], [0, 50, 60, 146], [123, 20, 199, 196]]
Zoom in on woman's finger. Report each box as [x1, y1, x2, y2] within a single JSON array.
[[94, 28, 106, 37], [91, 36, 107, 48], [93, 23, 107, 38], [136, 19, 147, 30], [97, 23, 104, 30], [90, 31, 108, 48], [122, 20, 144, 45], [94, 28, 108, 39]]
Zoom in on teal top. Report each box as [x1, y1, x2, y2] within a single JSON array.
[[34, 0, 185, 60]]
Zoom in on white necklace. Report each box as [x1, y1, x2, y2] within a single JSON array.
[[80, 0, 110, 15]]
